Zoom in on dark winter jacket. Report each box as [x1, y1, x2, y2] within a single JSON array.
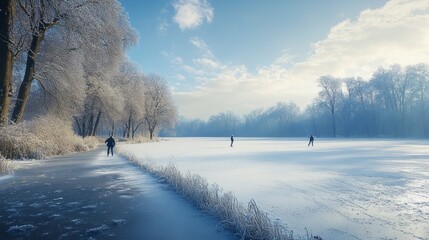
[[105, 137, 116, 147]]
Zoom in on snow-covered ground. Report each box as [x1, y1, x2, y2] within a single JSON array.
[[119, 137, 429, 240]]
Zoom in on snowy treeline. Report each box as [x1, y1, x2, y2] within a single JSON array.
[[171, 64, 429, 138]]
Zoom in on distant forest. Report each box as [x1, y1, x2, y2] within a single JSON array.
[[167, 64, 429, 138]]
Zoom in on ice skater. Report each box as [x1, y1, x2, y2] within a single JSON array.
[[105, 135, 116, 156], [308, 134, 314, 146], [230, 135, 234, 147]]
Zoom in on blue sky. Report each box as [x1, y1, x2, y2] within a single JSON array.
[[119, 0, 429, 119]]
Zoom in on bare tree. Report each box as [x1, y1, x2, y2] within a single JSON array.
[[407, 64, 429, 137], [0, 0, 14, 125], [207, 111, 241, 136], [344, 77, 378, 136], [243, 109, 264, 136], [371, 65, 415, 136], [114, 62, 146, 139], [265, 102, 298, 136], [74, 75, 125, 138], [143, 74, 177, 140], [317, 75, 342, 137]]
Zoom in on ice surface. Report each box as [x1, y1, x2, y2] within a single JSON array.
[[0, 174, 13, 182], [7, 224, 35, 236], [119, 137, 429, 240], [1, 148, 235, 240]]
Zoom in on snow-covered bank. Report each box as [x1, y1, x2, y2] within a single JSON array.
[[119, 137, 429, 240]]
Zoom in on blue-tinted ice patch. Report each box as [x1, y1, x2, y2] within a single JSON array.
[[85, 224, 109, 235], [7, 224, 35, 236]]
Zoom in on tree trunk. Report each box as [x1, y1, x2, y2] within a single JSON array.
[[126, 113, 132, 138], [11, 29, 46, 123], [0, 0, 14, 125], [149, 130, 153, 140], [81, 114, 87, 138], [110, 123, 115, 136], [92, 110, 101, 136], [87, 114, 94, 136], [423, 107, 428, 138], [74, 117, 82, 136], [132, 121, 144, 139], [125, 123, 130, 138], [131, 126, 135, 139], [331, 108, 336, 138]]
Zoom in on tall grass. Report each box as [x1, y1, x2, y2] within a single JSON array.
[[119, 151, 315, 240], [0, 155, 14, 174], [0, 115, 95, 160], [83, 136, 100, 149]]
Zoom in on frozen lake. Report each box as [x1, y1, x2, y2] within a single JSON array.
[[119, 137, 429, 240]]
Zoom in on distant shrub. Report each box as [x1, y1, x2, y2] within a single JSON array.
[[0, 154, 14, 174], [83, 136, 100, 150], [132, 136, 151, 143], [118, 136, 152, 144], [119, 151, 302, 240], [0, 115, 92, 160], [29, 116, 87, 155], [0, 122, 45, 159]]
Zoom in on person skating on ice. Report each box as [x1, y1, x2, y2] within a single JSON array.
[[105, 135, 116, 156]]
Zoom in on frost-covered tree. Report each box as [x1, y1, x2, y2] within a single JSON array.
[[10, 0, 136, 123], [143, 74, 177, 140], [72, 1, 137, 137], [407, 64, 429, 137], [25, 31, 86, 118], [342, 77, 377, 136], [206, 111, 241, 137], [74, 73, 126, 138], [242, 109, 264, 136], [317, 76, 342, 137], [115, 62, 146, 139], [263, 102, 298, 136], [371, 65, 415, 136]]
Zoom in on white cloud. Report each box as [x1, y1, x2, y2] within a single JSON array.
[[177, 74, 186, 80], [161, 50, 184, 65], [273, 50, 295, 66], [173, 0, 214, 30], [193, 58, 219, 69], [172, 0, 429, 119], [158, 20, 169, 34], [174, 62, 300, 119], [299, 0, 429, 79], [189, 37, 214, 58]]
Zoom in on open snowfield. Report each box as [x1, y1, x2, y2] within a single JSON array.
[[119, 137, 429, 240]]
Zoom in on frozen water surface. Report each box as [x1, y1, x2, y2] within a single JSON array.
[[0, 149, 235, 240], [120, 137, 429, 240]]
